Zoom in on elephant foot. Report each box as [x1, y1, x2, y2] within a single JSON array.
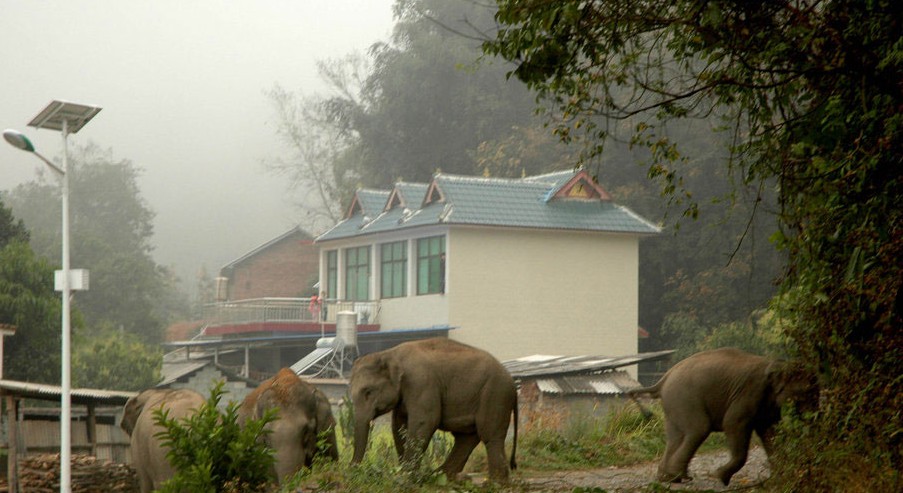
[[656, 470, 692, 483], [714, 465, 738, 486]]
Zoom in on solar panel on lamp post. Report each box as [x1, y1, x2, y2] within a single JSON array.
[[3, 100, 101, 493]]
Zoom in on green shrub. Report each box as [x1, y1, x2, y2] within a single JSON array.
[[153, 381, 277, 493]]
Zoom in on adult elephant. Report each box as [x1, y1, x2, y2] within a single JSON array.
[[120, 388, 206, 493], [239, 368, 338, 483], [628, 347, 817, 486], [349, 338, 518, 482]]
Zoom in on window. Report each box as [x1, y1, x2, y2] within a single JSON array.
[[325, 250, 337, 299], [417, 236, 445, 295], [345, 246, 370, 301], [380, 241, 407, 298]]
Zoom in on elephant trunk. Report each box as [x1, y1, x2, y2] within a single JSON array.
[[351, 414, 371, 464]]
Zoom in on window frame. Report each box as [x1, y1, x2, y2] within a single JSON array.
[[416, 235, 446, 295], [344, 245, 371, 301], [380, 240, 407, 299], [325, 250, 338, 299]]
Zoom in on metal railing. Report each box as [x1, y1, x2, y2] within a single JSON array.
[[202, 297, 380, 327]]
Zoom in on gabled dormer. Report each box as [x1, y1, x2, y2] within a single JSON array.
[[384, 182, 429, 212], [423, 178, 446, 207], [345, 189, 390, 220], [546, 169, 612, 202]]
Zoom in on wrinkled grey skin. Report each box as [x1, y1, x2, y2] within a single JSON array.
[[239, 368, 338, 484], [120, 388, 205, 493], [629, 347, 817, 486], [349, 338, 518, 482]]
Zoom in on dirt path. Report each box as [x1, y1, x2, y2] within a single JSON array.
[[472, 447, 770, 492]]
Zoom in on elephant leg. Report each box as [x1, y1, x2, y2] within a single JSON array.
[[716, 427, 752, 486], [392, 411, 407, 459], [402, 416, 439, 470], [483, 435, 511, 482], [439, 433, 480, 480], [754, 423, 776, 457], [659, 418, 707, 483], [137, 473, 152, 493]]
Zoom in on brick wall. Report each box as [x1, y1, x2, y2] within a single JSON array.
[[226, 234, 319, 300]]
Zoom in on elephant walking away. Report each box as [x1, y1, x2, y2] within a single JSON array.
[[239, 368, 339, 484], [349, 338, 518, 482], [628, 347, 817, 486], [121, 388, 206, 493]]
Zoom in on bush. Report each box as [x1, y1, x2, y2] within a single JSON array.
[[153, 381, 277, 493]]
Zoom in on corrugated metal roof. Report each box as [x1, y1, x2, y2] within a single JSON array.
[[534, 371, 642, 396], [502, 350, 675, 379], [0, 380, 137, 405], [158, 360, 210, 387], [317, 169, 660, 242]]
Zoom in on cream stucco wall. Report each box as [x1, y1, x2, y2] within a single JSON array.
[[317, 224, 641, 369], [446, 227, 639, 363]]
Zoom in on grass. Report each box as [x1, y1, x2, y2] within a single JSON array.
[[280, 402, 706, 492]]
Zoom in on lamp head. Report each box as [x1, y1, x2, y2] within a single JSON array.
[[3, 129, 36, 153]]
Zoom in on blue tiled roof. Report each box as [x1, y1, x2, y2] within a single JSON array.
[[317, 169, 659, 242]]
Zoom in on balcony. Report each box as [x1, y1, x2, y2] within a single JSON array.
[[201, 297, 380, 337]]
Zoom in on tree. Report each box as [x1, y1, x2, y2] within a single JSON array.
[[72, 329, 161, 391], [6, 143, 184, 344], [0, 196, 29, 247], [268, 0, 541, 226], [0, 240, 63, 383], [485, 0, 902, 487]]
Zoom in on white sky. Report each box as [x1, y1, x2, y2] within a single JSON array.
[[0, 0, 394, 290]]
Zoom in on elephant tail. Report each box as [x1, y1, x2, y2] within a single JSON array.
[[625, 380, 663, 420], [510, 393, 518, 471]]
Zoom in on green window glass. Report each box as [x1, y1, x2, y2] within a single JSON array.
[[416, 236, 445, 295], [325, 250, 337, 299], [380, 241, 407, 298], [345, 246, 370, 301]]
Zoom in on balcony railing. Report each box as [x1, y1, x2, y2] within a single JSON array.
[[202, 297, 380, 327]]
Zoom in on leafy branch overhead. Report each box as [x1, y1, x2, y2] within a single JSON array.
[[485, 0, 902, 489]]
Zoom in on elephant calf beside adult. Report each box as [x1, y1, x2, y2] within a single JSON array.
[[238, 368, 339, 484], [628, 347, 818, 486], [120, 388, 206, 493], [349, 338, 518, 482]]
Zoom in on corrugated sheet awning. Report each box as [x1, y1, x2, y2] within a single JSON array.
[[534, 371, 642, 396], [503, 350, 674, 379], [0, 380, 137, 406]]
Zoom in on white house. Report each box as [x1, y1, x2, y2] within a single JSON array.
[[314, 168, 659, 364]]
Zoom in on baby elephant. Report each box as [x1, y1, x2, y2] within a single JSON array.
[[629, 347, 817, 485]]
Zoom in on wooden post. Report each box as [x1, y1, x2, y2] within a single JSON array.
[[86, 403, 97, 457], [6, 395, 18, 493]]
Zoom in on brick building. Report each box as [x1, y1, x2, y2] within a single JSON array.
[[218, 226, 319, 301]]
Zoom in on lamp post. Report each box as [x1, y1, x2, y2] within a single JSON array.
[[3, 100, 100, 493]]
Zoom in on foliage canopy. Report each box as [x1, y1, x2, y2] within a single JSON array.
[[485, 0, 902, 487], [5, 143, 188, 344]]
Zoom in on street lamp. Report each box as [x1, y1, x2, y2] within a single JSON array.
[[3, 100, 101, 493]]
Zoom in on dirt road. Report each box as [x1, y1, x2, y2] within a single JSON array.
[[489, 447, 770, 492]]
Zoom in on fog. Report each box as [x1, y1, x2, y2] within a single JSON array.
[[0, 0, 393, 291]]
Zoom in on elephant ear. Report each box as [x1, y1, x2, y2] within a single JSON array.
[[121, 390, 155, 436], [767, 360, 818, 410], [385, 355, 405, 392], [120, 396, 140, 436]]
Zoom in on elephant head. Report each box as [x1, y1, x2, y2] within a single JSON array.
[[120, 391, 149, 436], [239, 368, 337, 483], [348, 351, 404, 463], [766, 359, 819, 413]]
